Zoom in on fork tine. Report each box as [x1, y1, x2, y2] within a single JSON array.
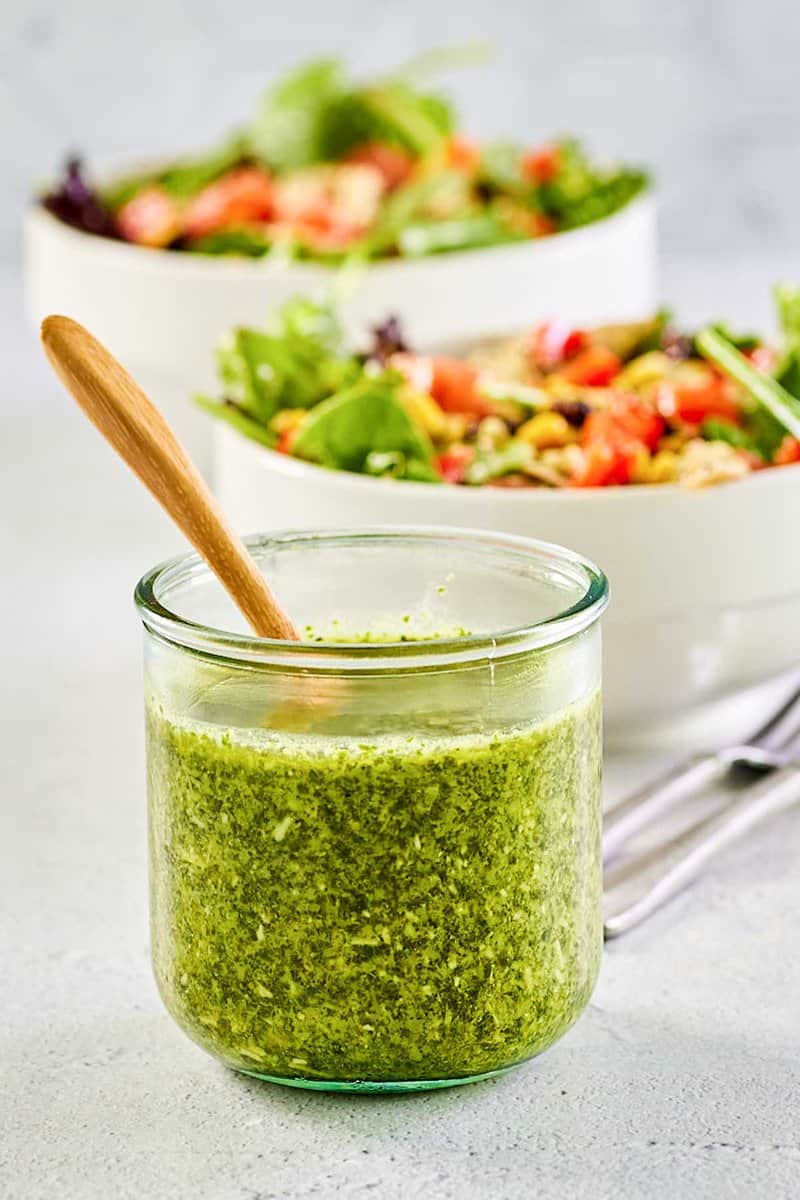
[[603, 753, 723, 863]]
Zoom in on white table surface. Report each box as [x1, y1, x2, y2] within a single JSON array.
[[2, 259, 799, 1199]]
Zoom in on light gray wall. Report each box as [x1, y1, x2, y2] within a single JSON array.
[[3, 0, 800, 269]]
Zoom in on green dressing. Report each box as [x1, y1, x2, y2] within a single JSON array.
[[147, 690, 601, 1084]]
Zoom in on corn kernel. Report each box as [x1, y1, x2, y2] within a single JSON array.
[[476, 416, 510, 451], [541, 444, 583, 476], [615, 351, 671, 391], [646, 450, 680, 484], [269, 408, 308, 434], [517, 411, 572, 450], [399, 389, 448, 440]]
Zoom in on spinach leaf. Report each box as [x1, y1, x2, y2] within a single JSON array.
[[194, 395, 277, 447], [479, 142, 530, 201], [539, 139, 648, 229], [701, 418, 761, 457], [215, 299, 357, 423], [774, 282, 800, 399], [292, 375, 434, 472], [397, 211, 523, 257], [249, 59, 346, 170], [355, 82, 453, 155], [365, 450, 440, 482], [103, 136, 248, 210], [364, 171, 470, 256], [247, 58, 454, 170], [186, 227, 271, 257], [465, 440, 534, 484]]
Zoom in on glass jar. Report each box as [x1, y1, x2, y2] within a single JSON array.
[[136, 529, 607, 1092]]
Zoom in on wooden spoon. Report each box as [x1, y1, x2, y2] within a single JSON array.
[[40, 315, 298, 642]]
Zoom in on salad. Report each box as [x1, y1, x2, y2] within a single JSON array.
[[41, 52, 647, 262], [197, 285, 800, 489]]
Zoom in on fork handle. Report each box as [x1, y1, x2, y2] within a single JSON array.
[[603, 763, 800, 939], [602, 753, 724, 863]]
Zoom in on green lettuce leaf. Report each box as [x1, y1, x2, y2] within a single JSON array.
[[103, 136, 248, 210], [465, 440, 534, 485], [193, 395, 277, 446], [774, 282, 800, 399], [249, 59, 346, 170], [215, 298, 357, 424], [538, 139, 648, 229], [292, 375, 434, 472]]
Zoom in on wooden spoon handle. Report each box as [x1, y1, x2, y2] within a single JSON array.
[[41, 315, 298, 642]]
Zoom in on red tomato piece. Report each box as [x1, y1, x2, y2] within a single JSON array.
[[276, 427, 299, 455], [559, 346, 623, 387], [609, 396, 665, 450], [288, 218, 364, 252], [391, 353, 491, 416], [435, 445, 475, 483], [182, 168, 274, 239], [670, 377, 741, 425], [447, 135, 481, 173], [345, 142, 414, 190], [775, 436, 800, 465], [116, 186, 181, 247], [429, 357, 492, 416], [530, 213, 557, 236], [571, 440, 632, 487], [529, 320, 588, 369], [521, 144, 561, 184], [574, 400, 659, 486]]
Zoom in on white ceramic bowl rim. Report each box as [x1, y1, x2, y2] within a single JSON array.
[[29, 189, 654, 277], [134, 527, 608, 671], [223, 434, 800, 504]]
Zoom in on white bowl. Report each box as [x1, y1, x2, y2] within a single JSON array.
[[214, 422, 800, 741], [24, 195, 657, 470]]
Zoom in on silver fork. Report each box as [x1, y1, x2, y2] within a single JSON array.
[[602, 678, 800, 938]]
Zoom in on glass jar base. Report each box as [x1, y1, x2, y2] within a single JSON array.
[[237, 1064, 514, 1093]]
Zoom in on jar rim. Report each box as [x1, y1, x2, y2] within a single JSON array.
[[134, 527, 608, 672]]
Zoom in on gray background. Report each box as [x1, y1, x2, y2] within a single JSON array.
[[3, 5, 800, 1198], [3, 0, 800, 269]]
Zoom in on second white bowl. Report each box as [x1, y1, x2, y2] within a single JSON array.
[[214, 424, 800, 741], [24, 194, 657, 470]]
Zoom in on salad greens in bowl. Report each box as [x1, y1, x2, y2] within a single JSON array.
[[208, 285, 800, 739], [26, 48, 656, 469], [200, 284, 800, 490], [40, 50, 648, 262]]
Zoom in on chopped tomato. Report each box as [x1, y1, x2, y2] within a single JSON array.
[[522, 144, 561, 185], [116, 186, 181, 247], [531, 212, 557, 236], [429, 357, 492, 416], [559, 345, 622, 387], [574, 399, 660, 486], [391, 354, 491, 416], [287, 218, 364, 253], [345, 142, 414, 190], [447, 135, 480, 174], [571, 440, 628, 487], [435, 445, 474, 483], [182, 168, 274, 239], [665, 377, 741, 425], [276, 427, 299, 455], [529, 320, 588, 369], [775, 436, 800, 465], [608, 396, 665, 450]]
